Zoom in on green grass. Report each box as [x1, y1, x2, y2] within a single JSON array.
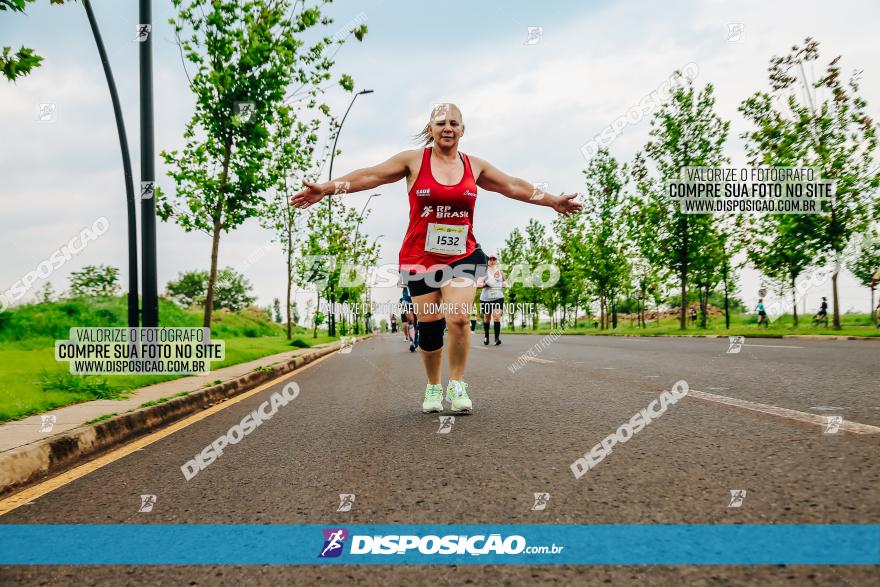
[[508, 311, 880, 338], [86, 412, 117, 425], [0, 296, 344, 422], [139, 391, 189, 409]]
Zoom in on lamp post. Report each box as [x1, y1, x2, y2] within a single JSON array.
[[326, 89, 372, 337], [139, 0, 158, 327], [328, 89, 374, 222], [82, 1, 138, 327], [353, 193, 381, 244]]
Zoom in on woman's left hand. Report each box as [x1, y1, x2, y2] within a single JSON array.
[[551, 193, 583, 216]]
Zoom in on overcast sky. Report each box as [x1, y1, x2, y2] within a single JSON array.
[[2, 0, 878, 321]]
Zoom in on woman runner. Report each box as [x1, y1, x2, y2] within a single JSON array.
[[478, 254, 505, 346], [291, 103, 580, 413]]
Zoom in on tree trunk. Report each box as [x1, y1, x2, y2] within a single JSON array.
[[314, 293, 320, 338], [870, 287, 876, 326], [679, 271, 687, 330], [832, 268, 841, 330], [723, 264, 730, 329], [791, 275, 798, 327], [203, 134, 233, 329], [700, 286, 708, 328], [285, 231, 293, 340], [202, 217, 222, 328]]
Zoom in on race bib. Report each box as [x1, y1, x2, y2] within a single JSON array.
[[425, 223, 467, 255]]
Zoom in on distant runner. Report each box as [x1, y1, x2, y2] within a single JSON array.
[[292, 103, 581, 413], [756, 299, 768, 328], [813, 296, 829, 327], [400, 286, 418, 352], [478, 254, 504, 345]]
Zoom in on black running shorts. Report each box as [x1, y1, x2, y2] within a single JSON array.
[[401, 248, 489, 297]]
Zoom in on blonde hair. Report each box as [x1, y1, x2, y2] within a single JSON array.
[[414, 103, 463, 146]]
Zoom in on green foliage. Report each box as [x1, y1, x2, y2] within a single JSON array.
[[86, 412, 117, 425], [160, 0, 365, 327], [68, 264, 120, 297], [0, 296, 286, 343], [272, 298, 282, 322], [740, 38, 880, 328], [847, 230, 880, 287], [38, 371, 122, 400], [165, 270, 208, 307], [1, 45, 43, 81], [1, 0, 66, 82], [139, 391, 189, 408], [165, 267, 256, 311], [635, 74, 730, 328], [579, 149, 630, 328]]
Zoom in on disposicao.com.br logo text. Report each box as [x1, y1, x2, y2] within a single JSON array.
[[318, 528, 564, 557]]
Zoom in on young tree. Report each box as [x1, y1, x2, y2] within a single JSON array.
[[638, 74, 730, 329], [160, 0, 359, 327], [500, 228, 527, 329], [261, 11, 367, 338], [739, 214, 815, 325], [262, 111, 323, 339], [580, 149, 629, 330], [523, 219, 553, 328], [37, 281, 55, 304], [551, 212, 587, 329], [628, 152, 670, 328], [741, 38, 880, 329], [272, 297, 282, 323], [846, 230, 880, 324]]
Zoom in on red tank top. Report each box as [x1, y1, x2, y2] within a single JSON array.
[[399, 147, 478, 272]]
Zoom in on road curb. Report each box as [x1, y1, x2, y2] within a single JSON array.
[[0, 337, 368, 497]]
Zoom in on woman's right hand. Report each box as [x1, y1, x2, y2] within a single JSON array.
[[290, 181, 327, 209]]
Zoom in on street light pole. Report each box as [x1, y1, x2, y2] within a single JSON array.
[[82, 0, 138, 327], [139, 0, 158, 327], [326, 89, 372, 336], [328, 89, 374, 224], [353, 193, 381, 244]]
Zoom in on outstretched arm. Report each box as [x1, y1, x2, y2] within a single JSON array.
[[471, 156, 582, 216], [290, 150, 414, 209]]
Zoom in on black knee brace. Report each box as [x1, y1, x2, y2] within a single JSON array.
[[417, 318, 446, 351]]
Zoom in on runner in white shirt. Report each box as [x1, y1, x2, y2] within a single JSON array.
[[478, 254, 504, 346]]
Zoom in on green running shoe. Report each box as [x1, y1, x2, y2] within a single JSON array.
[[422, 383, 444, 413], [446, 380, 472, 413]]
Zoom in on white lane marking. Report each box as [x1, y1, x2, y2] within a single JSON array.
[[522, 356, 554, 364], [574, 361, 585, 364], [602, 367, 617, 370], [687, 389, 880, 435], [743, 344, 804, 349], [708, 387, 729, 391], [642, 375, 660, 378], [810, 406, 848, 411]]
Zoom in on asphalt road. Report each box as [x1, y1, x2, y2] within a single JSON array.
[[1, 333, 877, 585]]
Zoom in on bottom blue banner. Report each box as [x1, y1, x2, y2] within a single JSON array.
[[0, 524, 877, 565]]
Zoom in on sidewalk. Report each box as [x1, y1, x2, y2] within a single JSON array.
[[0, 345, 333, 454]]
